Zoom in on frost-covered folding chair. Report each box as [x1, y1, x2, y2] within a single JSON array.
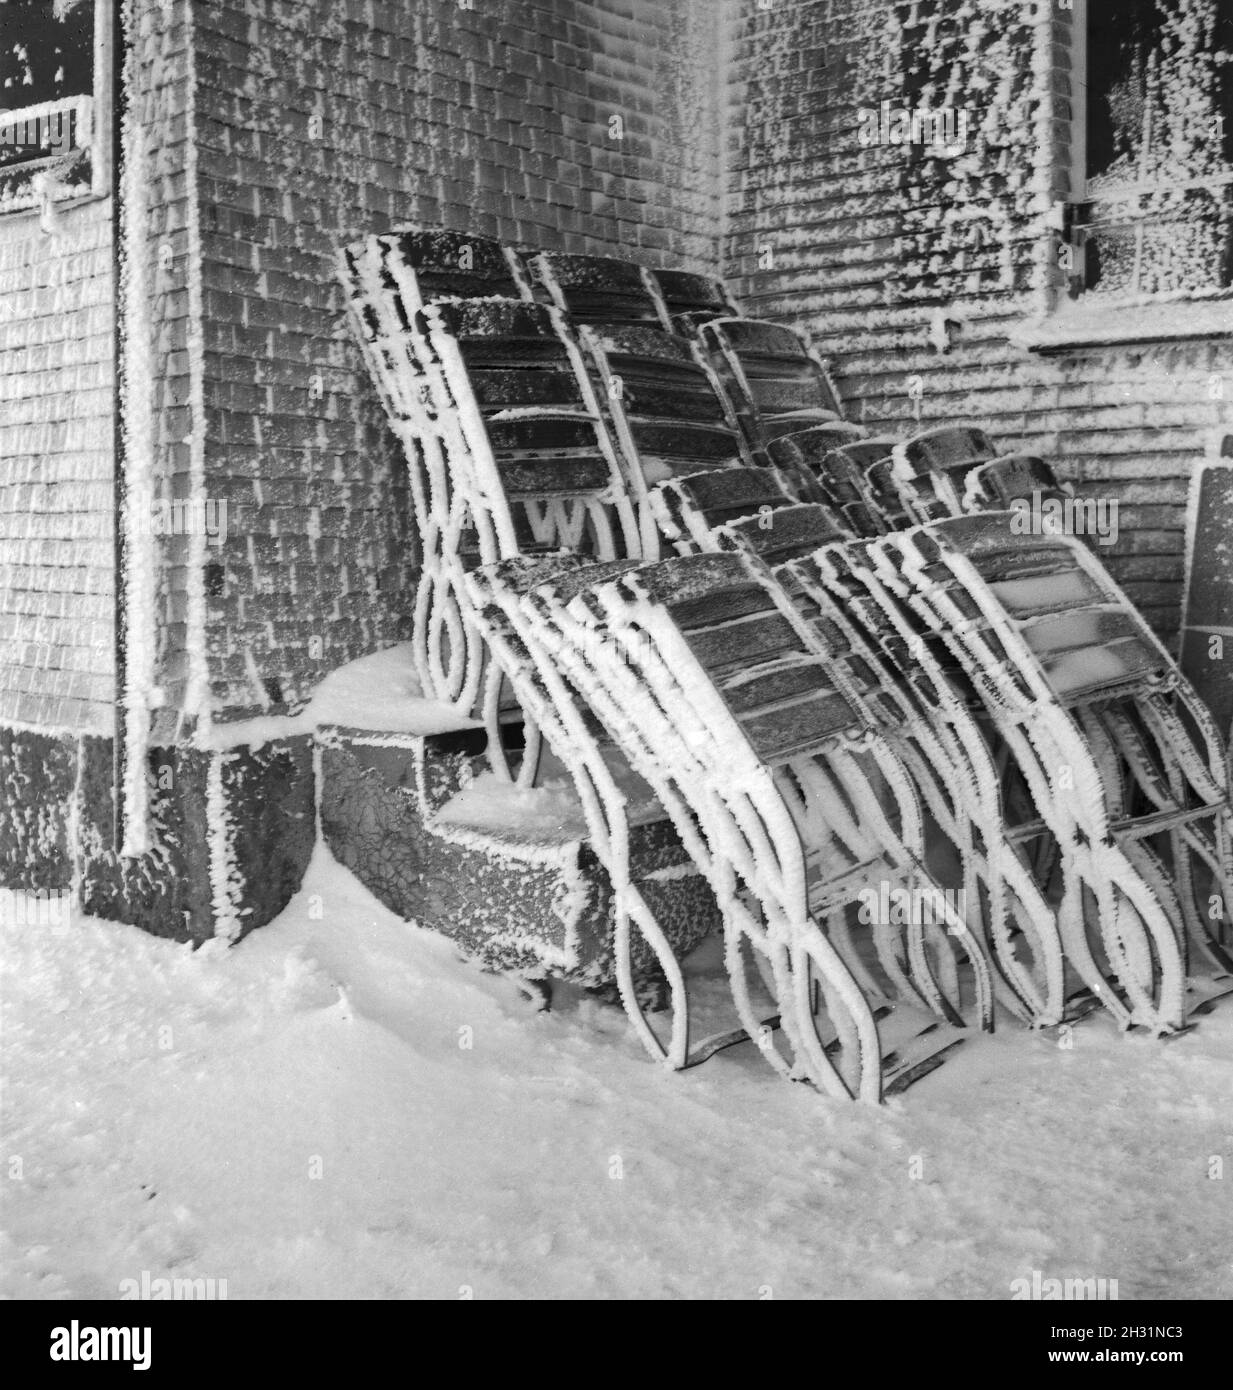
[[800, 523, 1178, 1022], [338, 230, 537, 708], [516, 550, 997, 1100], [697, 317, 848, 466], [876, 515, 1233, 1030], [571, 321, 756, 555], [409, 296, 645, 777], [650, 473, 1067, 1027], [528, 251, 671, 327], [462, 554, 723, 1068], [813, 431, 1107, 896], [649, 268, 740, 335]]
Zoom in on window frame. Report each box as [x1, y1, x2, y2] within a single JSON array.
[[0, 0, 114, 211], [1022, 0, 1233, 352], [1069, 0, 1232, 301]]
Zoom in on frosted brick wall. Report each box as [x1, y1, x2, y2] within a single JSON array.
[[724, 0, 1233, 640], [0, 197, 116, 733], [192, 0, 724, 720]]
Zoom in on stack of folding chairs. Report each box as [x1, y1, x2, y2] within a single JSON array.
[[338, 230, 1232, 1102]]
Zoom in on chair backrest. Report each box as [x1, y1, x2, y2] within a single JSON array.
[[420, 297, 641, 560], [699, 317, 845, 462], [789, 540, 981, 715], [712, 503, 852, 569], [582, 324, 749, 471], [530, 252, 669, 326], [963, 453, 1073, 512], [582, 551, 870, 768], [896, 426, 998, 478], [852, 428, 993, 529], [663, 480, 937, 725], [466, 553, 649, 771], [341, 229, 530, 326], [888, 427, 1001, 522], [650, 269, 740, 334], [575, 322, 753, 553], [893, 516, 1172, 704]]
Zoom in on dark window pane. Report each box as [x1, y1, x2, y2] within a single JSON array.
[[1085, 0, 1164, 181], [0, 0, 94, 168]]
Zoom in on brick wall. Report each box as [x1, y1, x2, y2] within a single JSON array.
[[192, 0, 724, 721], [724, 0, 1233, 641], [0, 196, 116, 733]]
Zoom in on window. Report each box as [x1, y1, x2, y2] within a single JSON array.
[[0, 0, 111, 209], [1067, 0, 1233, 300]]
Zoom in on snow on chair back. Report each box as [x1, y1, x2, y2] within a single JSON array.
[[864, 457, 914, 530], [1180, 439, 1233, 743], [529, 252, 669, 326], [699, 317, 846, 464], [650, 268, 740, 335], [879, 515, 1230, 1025], [576, 323, 752, 555]]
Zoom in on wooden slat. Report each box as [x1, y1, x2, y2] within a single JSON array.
[[711, 318, 812, 360], [722, 504, 847, 564], [630, 422, 743, 467], [736, 690, 863, 763], [682, 611, 804, 674], [485, 417, 600, 452], [716, 660, 838, 714], [748, 379, 830, 413], [496, 455, 613, 495], [434, 298, 558, 341], [468, 368, 583, 409], [668, 584, 778, 631], [667, 467, 791, 517]]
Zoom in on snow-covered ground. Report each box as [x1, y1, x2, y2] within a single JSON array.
[[2, 846, 1231, 1301]]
